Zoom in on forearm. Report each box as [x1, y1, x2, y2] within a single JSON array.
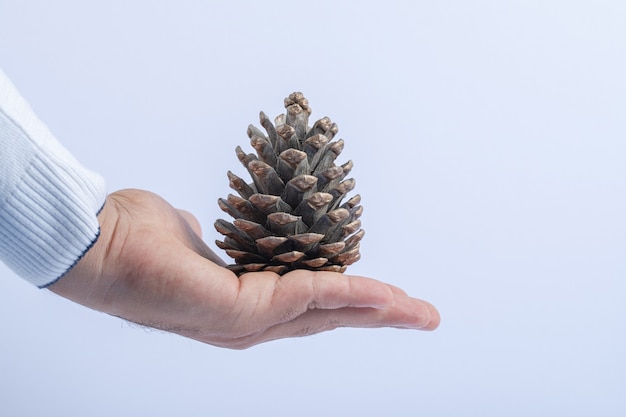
[[0, 68, 106, 287]]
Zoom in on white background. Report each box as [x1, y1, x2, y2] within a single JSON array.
[[1, 1, 625, 415]]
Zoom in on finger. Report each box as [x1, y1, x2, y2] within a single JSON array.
[[280, 291, 438, 331], [386, 283, 409, 296], [220, 295, 439, 349], [240, 269, 440, 335], [380, 284, 441, 328], [240, 271, 396, 327], [283, 270, 395, 309]]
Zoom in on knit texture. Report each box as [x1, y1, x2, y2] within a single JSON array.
[[0, 69, 106, 287]]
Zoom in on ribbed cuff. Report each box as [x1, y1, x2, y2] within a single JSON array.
[[0, 151, 106, 287], [0, 68, 107, 288]]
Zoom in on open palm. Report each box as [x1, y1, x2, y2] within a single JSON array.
[[50, 189, 439, 349]]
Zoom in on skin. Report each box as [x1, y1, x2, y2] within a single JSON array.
[[50, 189, 440, 349]]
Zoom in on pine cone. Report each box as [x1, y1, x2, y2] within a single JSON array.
[[215, 92, 363, 276]]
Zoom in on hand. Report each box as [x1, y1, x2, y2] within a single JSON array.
[[50, 189, 440, 349]]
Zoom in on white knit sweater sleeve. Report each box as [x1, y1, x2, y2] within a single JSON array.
[[0, 69, 107, 288]]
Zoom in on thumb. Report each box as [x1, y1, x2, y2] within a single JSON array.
[[177, 209, 203, 238], [176, 208, 228, 267]]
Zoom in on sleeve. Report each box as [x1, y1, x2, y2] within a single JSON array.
[[0, 68, 107, 288]]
